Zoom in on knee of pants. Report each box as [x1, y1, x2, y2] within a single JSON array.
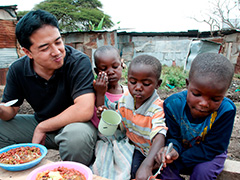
[[191, 163, 219, 180], [55, 122, 97, 164]]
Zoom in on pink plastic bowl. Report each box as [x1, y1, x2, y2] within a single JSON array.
[[26, 161, 93, 180]]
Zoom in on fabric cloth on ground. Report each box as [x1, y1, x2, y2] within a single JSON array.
[[91, 86, 133, 179], [91, 130, 134, 180]]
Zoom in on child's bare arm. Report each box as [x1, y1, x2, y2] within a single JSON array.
[[135, 133, 165, 180]]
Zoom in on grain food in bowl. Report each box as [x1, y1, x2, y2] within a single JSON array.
[[0, 146, 41, 164], [27, 161, 93, 180], [36, 166, 86, 180], [0, 143, 47, 171]]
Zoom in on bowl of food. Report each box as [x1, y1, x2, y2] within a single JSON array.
[[27, 161, 92, 180], [0, 143, 47, 171]]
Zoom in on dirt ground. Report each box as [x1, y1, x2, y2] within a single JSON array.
[[0, 77, 239, 162]]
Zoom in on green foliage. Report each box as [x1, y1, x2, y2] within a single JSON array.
[[233, 74, 240, 89], [120, 65, 188, 90], [234, 73, 240, 79], [16, 11, 30, 18], [96, 15, 105, 30], [17, 0, 114, 32], [120, 67, 128, 85], [235, 102, 240, 109], [89, 15, 105, 30], [116, 21, 121, 29], [160, 65, 188, 89]]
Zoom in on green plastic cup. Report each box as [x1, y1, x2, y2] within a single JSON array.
[[98, 110, 121, 136]]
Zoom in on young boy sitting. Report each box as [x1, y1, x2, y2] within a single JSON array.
[[118, 54, 167, 179], [155, 52, 236, 180]]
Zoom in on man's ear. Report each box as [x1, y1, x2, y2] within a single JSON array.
[[22, 47, 33, 59], [186, 78, 189, 88], [156, 79, 162, 89]]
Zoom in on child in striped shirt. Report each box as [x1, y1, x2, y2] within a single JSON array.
[[118, 54, 167, 179]]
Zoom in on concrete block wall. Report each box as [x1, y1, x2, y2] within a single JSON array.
[[217, 159, 240, 180]]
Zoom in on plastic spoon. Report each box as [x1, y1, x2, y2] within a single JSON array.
[[0, 99, 18, 107], [147, 142, 173, 180]]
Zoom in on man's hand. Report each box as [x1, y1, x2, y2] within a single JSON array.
[[0, 106, 19, 121], [32, 124, 47, 145]]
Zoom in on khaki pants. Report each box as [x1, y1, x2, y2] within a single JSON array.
[[0, 114, 98, 165]]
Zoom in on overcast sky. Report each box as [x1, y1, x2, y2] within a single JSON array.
[[3, 0, 220, 32]]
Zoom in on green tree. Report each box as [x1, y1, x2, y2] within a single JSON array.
[[18, 0, 114, 32], [16, 11, 30, 19]]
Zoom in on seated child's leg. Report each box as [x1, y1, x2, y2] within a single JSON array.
[[131, 149, 145, 179], [190, 151, 227, 180]]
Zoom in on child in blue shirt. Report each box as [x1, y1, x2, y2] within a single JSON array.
[[155, 52, 236, 180]]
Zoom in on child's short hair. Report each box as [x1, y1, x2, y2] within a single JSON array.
[[189, 52, 234, 87], [94, 45, 120, 65], [129, 54, 162, 80]]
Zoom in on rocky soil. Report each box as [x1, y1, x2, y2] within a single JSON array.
[[0, 77, 239, 162]]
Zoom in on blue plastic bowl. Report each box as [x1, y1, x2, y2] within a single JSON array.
[[0, 143, 47, 171]]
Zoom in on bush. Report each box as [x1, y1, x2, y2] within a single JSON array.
[[234, 74, 240, 80], [160, 65, 188, 90], [120, 65, 188, 90], [120, 67, 128, 85]]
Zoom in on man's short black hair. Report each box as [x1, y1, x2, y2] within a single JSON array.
[[129, 54, 162, 80], [15, 9, 59, 50], [189, 52, 234, 88]]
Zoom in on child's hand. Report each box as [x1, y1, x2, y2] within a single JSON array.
[[155, 144, 179, 168], [93, 72, 108, 95], [96, 105, 108, 119]]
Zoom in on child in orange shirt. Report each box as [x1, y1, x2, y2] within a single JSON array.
[[118, 54, 167, 179]]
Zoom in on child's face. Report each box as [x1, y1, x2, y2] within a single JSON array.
[[186, 76, 228, 119], [95, 53, 122, 85], [128, 64, 161, 109]]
